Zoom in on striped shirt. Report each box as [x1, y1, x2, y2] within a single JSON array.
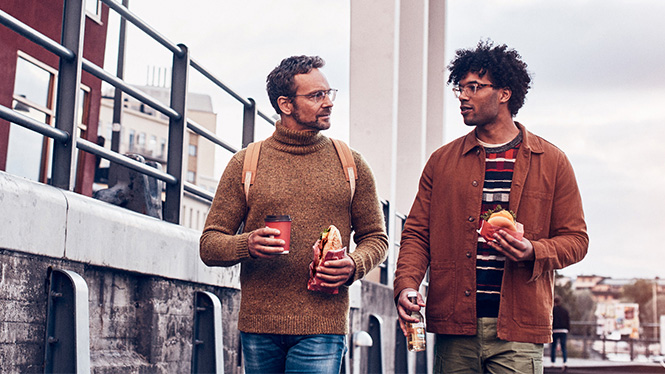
[[476, 133, 522, 318]]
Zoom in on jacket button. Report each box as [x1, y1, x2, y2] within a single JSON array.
[[465, 290, 471, 296], [472, 180, 479, 187], [467, 216, 475, 222], [466, 251, 472, 258]]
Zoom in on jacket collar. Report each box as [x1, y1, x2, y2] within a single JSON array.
[[461, 122, 544, 155]]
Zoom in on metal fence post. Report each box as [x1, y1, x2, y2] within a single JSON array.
[[241, 98, 256, 148], [51, 0, 85, 190], [164, 43, 189, 224], [111, 0, 130, 153]]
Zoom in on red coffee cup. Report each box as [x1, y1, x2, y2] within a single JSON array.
[[264, 215, 292, 254]]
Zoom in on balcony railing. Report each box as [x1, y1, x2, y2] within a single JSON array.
[[0, 0, 276, 224]]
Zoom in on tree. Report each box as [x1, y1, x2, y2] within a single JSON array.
[[621, 279, 654, 324]]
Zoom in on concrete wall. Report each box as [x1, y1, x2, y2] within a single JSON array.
[[0, 171, 402, 373]]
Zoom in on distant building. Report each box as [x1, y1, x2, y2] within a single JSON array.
[[573, 275, 665, 303], [574, 275, 606, 291]]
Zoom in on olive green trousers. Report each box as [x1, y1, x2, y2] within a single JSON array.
[[434, 318, 544, 374]]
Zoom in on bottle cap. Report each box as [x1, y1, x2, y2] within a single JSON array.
[[407, 291, 418, 298]]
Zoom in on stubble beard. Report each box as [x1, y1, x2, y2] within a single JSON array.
[[293, 105, 331, 131]]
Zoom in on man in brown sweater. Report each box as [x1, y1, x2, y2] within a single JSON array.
[[200, 55, 388, 373]]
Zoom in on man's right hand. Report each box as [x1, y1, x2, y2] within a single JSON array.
[[247, 227, 286, 258], [396, 288, 426, 336]]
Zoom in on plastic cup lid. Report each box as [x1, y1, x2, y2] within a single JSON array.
[[265, 215, 292, 222]]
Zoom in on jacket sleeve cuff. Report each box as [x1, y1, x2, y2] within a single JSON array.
[[528, 239, 545, 282]]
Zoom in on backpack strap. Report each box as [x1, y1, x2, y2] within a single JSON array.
[[242, 141, 262, 202], [241, 138, 358, 202], [331, 138, 358, 201]]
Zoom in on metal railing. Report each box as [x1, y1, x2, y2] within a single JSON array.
[[0, 0, 276, 224]]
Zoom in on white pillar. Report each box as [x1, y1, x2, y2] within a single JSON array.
[[349, 0, 400, 204], [350, 0, 447, 289], [426, 0, 446, 157], [396, 0, 428, 216]]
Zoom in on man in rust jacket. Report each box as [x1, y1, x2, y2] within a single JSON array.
[[394, 41, 588, 373]]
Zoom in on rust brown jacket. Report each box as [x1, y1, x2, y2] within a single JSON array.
[[394, 123, 588, 344]]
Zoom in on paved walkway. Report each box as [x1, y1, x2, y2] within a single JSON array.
[[544, 357, 665, 373]]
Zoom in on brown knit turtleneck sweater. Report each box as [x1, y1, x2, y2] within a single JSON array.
[[200, 123, 388, 335]]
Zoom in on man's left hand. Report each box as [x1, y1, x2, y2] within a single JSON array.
[[315, 255, 356, 288], [489, 230, 534, 262]]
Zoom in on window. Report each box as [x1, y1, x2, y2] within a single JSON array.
[[188, 144, 197, 157], [85, 0, 102, 22], [137, 132, 146, 150], [159, 138, 167, 159], [148, 135, 157, 155], [128, 129, 136, 151], [6, 54, 56, 182], [186, 171, 196, 183]]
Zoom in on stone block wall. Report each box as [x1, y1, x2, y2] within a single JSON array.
[[0, 249, 241, 374]]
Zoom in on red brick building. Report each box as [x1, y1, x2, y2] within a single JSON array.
[[0, 0, 109, 196]]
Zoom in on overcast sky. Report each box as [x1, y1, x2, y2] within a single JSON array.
[[105, 0, 665, 280]]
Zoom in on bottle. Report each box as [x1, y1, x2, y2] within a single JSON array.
[[405, 291, 426, 352]]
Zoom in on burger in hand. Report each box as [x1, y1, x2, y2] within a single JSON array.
[[479, 205, 524, 241]]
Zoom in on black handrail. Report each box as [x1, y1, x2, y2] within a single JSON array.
[[82, 58, 181, 120], [99, 0, 184, 58], [0, 9, 74, 60], [0, 104, 70, 143]]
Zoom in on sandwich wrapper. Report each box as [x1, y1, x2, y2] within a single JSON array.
[[478, 220, 524, 242], [307, 239, 347, 294]]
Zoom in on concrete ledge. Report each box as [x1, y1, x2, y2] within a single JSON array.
[[0, 171, 240, 289], [0, 171, 68, 258]]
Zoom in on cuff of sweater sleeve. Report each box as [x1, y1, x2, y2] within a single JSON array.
[[347, 253, 365, 284], [236, 233, 253, 259]]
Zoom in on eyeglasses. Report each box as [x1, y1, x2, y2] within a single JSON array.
[[452, 83, 495, 98], [291, 89, 338, 103]]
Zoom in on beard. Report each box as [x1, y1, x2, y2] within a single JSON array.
[[292, 102, 331, 131]]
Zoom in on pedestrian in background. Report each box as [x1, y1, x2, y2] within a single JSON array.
[[552, 296, 571, 369]]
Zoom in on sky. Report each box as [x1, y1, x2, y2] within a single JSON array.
[[103, 0, 665, 280]]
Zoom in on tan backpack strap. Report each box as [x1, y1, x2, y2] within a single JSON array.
[[242, 141, 262, 202], [331, 138, 358, 201]]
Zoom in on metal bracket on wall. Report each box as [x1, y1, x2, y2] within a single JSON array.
[[191, 291, 224, 374], [44, 269, 91, 374], [352, 330, 373, 374], [368, 313, 385, 374]]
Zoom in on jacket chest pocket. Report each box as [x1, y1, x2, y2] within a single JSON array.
[[517, 190, 552, 238]]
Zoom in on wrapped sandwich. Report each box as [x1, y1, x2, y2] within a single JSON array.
[[307, 225, 347, 294]]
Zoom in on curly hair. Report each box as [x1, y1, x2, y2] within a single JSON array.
[[266, 55, 325, 114], [447, 40, 531, 117]]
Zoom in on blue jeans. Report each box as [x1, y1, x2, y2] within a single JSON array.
[[241, 332, 347, 374], [551, 333, 567, 363]]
